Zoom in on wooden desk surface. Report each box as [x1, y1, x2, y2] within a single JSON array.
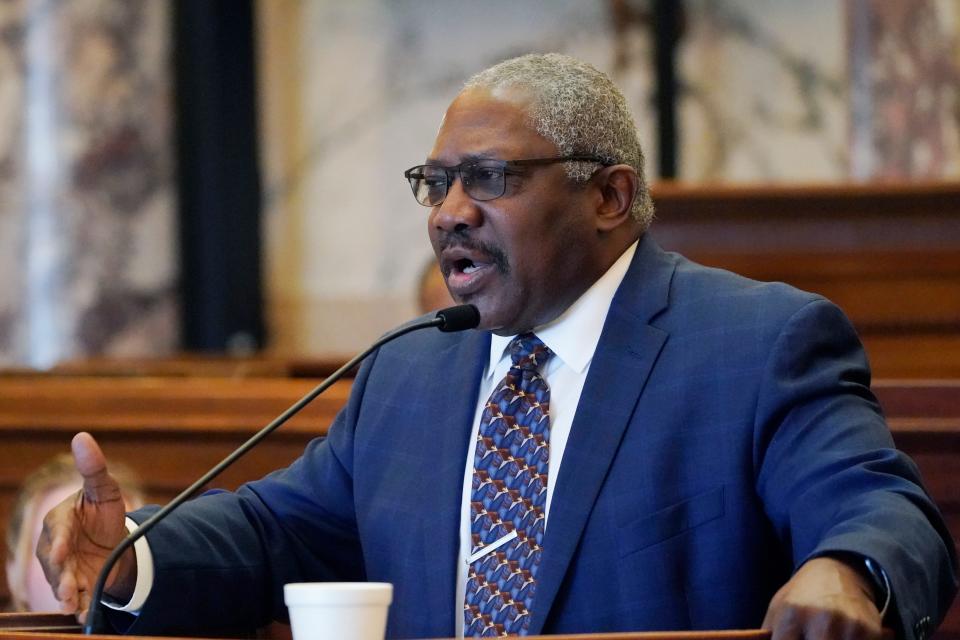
[[0, 611, 773, 640]]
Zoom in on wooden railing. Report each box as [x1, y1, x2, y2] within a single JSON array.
[[0, 375, 956, 635], [649, 181, 960, 379], [0, 615, 772, 640]]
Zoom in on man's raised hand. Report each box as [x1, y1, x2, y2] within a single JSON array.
[[36, 432, 136, 622]]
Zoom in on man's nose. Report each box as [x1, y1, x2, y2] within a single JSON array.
[[430, 175, 481, 232]]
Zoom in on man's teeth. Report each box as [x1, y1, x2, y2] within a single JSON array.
[[463, 264, 481, 274]]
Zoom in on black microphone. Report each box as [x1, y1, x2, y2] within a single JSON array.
[[435, 303, 481, 332], [83, 304, 480, 634]]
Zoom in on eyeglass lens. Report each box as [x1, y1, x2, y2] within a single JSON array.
[[407, 161, 506, 206]]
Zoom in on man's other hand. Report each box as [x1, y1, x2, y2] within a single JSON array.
[[36, 432, 136, 622], [763, 556, 883, 640]]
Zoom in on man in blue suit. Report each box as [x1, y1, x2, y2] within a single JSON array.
[[40, 54, 956, 639]]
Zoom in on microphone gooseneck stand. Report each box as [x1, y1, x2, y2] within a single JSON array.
[[83, 304, 480, 634]]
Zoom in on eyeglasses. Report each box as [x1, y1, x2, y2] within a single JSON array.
[[403, 155, 609, 207]]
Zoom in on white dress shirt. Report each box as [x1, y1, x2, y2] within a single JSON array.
[[115, 242, 640, 625]]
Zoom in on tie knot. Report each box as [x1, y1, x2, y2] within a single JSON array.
[[509, 333, 552, 371]]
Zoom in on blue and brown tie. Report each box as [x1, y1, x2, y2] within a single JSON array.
[[464, 333, 553, 637]]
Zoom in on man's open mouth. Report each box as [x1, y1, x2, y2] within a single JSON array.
[[443, 252, 498, 295], [453, 257, 487, 275]]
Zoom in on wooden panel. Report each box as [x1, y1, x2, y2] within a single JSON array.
[[0, 377, 348, 432], [0, 376, 956, 637], [648, 181, 960, 233], [0, 376, 341, 612], [648, 182, 960, 380], [862, 335, 960, 379], [0, 623, 774, 640], [675, 252, 960, 331], [874, 380, 960, 418], [0, 613, 79, 632], [873, 381, 960, 639]]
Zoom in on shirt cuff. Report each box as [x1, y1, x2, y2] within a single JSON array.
[[100, 517, 155, 614]]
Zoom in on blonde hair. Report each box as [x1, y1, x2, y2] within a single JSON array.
[[5, 453, 144, 611]]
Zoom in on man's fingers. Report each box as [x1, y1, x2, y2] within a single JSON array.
[[761, 602, 774, 630], [75, 572, 92, 622], [769, 607, 879, 640], [764, 601, 802, 640], [71, 432, 121, 504], [44, 515, 73, 564], [37, 499, 77, 589], [57, 566, 79, 613], [76, 602, 89, 625]]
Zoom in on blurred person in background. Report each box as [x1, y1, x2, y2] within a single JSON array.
[[417, 258, 456, 313], [5, 453, 144, 612]]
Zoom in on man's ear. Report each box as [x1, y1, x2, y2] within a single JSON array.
[[592, 164, 639, 232]]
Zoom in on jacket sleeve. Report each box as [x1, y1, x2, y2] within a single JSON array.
[[753, 297, 958, 640], [121, 351, 382, 637]]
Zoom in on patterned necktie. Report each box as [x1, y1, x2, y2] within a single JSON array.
[[464, 333, 553, 637]]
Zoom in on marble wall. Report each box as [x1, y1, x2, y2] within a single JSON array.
[[259, 0, 960, 356], [676, 0, 960, 181], [0, 0, 177, 368], [3, 1, 955, 364], [848, 0, 960, 179], [678, 0, 848, 181]]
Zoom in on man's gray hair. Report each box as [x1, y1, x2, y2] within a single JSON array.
[[464, 53, 654, 228]]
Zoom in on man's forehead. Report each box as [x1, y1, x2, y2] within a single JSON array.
[[444, 87, 530, 123], [427, 89, 552, 163]]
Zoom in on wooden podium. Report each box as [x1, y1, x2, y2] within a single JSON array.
[[0, 613, 776, 640], [0, 613, 80, 634]]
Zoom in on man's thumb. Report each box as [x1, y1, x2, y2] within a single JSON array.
[[71, 432, 119, 502]]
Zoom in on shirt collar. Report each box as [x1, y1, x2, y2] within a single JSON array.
[[486, 240, 639, 378]]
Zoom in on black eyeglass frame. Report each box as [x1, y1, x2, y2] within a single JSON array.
[[403, 155, 611, 207]]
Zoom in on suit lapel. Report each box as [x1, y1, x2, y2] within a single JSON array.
[[417, 329, 489, 635], [527, 235, 676, 634]]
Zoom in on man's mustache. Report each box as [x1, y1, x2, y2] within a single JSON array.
[[437, 230, 510, 275]]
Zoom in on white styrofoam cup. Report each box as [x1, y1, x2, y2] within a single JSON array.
[[284, 582, 393, 640]]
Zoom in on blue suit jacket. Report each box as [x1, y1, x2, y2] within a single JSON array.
[[126, 235, 956, 639]]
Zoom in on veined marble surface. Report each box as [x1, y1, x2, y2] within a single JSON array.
[[3, 1, 954, 362], [0, 0, 177, 368], [848, 0, 960, 178], [259, 0, 955, 356], [678, 0, 847, 181]]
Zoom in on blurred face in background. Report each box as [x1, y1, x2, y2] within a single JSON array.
[[6, 464, 143, 612], [8, 482, 79, 611], [417, 260, 456, 313]]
